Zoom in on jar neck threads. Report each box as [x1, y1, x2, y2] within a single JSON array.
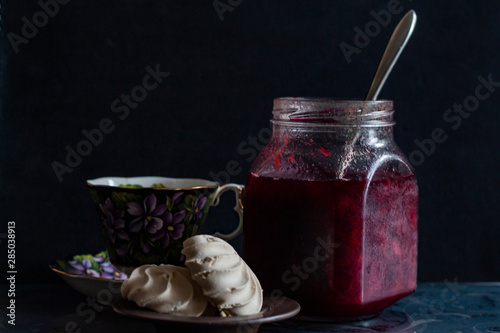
[[272, 98, 395, 127]]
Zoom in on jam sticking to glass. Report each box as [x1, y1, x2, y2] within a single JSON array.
[[243, 173, 418, 318]]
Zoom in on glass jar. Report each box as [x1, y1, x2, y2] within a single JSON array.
[[243, 98, 418, 319]]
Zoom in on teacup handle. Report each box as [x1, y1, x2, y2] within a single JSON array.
[[211, 183, 244, 240]]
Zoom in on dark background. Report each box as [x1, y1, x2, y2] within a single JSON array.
[[0, 0, 498, 284]]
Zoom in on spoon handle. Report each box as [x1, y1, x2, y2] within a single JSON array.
[[365, 10, 417, 101]]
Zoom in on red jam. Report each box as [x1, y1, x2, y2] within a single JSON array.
[[243, 172, 418, 318]]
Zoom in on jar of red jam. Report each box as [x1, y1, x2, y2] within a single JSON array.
[[243, 98, 418, 319]]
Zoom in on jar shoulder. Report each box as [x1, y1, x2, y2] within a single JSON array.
[[250, 137, 415, 181]]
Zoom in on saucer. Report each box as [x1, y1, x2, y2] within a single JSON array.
[[50, 251, 127, 304], [113, 296, 301, 333]]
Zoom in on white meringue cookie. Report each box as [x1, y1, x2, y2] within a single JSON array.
[[121, 264, 207, 316], [182, 235, 263, 316]]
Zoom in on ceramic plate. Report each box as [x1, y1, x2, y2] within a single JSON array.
[[50, 251, 127, 304], [113, 296, 301, 333]]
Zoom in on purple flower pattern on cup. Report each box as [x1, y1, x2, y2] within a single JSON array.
[[100, 198, 129, 243], [186, 194, 208, 221], [116, 247, 127, 258], [172, 191, 184, 205], [155, 210, 186, 248], [194, 195, 208, 219], [127, 194, 167, 234], [91, 188, 215, 267]]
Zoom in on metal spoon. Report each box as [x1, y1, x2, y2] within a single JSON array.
[[366, 10, 417, 100], [338, 10, 417, 179]]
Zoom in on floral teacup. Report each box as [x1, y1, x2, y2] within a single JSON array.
[[87, 176, 243, 274]]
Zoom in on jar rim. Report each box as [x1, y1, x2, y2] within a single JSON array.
[[272, 98, 394, 126]]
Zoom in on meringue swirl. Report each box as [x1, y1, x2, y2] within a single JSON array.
[[182, 235, 263, 316], [121, 264, 207, 316]]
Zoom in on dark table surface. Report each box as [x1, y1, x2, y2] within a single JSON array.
[[1, 282, 499, 332]]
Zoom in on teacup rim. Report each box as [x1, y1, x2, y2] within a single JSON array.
[[86, 176, 220, 190]]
